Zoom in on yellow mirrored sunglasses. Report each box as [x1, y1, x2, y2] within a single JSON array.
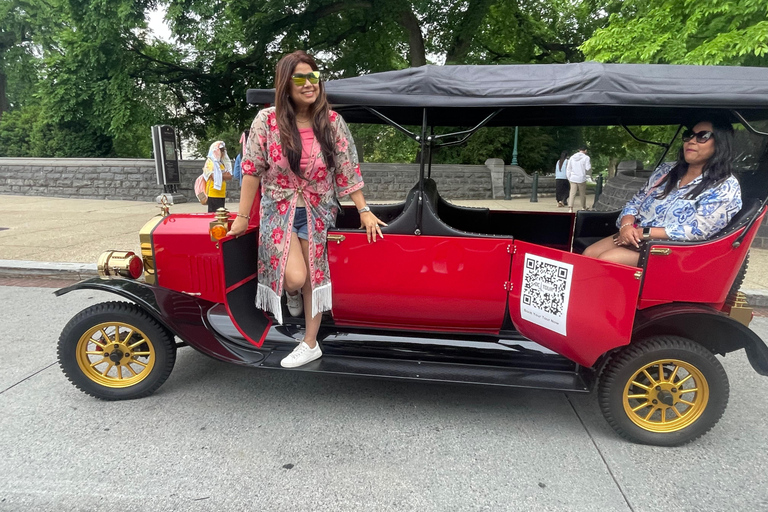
[[291, 71, 321, 86]]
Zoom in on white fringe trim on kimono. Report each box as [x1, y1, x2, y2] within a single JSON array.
[[311, 283, 333, 318], [255, 282, 333, 325], [256, 283, 283, 325]]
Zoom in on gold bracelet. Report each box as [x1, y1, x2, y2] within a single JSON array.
[[619, 223, 634, 230], [236, 213, 250, 221]]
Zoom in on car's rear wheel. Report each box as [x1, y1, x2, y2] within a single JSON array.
[[598, 336, 729, 446], [58, 302, 176, 400]]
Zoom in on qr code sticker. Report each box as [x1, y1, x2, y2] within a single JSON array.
[[520, 254, 573, 336]]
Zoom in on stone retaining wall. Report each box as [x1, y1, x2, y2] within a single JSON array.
[[0, 157, 554, 202], [2, 157, 762, 246]]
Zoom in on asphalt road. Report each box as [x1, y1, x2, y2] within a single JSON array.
[[1, 282, 767, 512]]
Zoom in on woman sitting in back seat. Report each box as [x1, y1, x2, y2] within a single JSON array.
[[584, 118, 742, 266]]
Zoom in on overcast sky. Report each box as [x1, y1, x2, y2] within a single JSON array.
[[147, 6, 172, 42]]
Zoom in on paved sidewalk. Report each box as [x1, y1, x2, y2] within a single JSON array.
[[1, 194, 766, 304]]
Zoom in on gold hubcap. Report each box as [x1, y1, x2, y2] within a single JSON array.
[[623, 359, 710, 433], [75, 322, 156, 388]]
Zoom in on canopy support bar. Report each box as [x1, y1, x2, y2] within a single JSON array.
[[652, 125, 683, 170], [416, 109, 428, 234], [427, 126, 434, 180], [732, 111, 768, 137], [362, 107, 419, 141], [622, 125, 672, 148], [432, 109, 503, 147]]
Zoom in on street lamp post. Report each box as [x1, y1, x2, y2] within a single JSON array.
[[505, 126, 518, 200]]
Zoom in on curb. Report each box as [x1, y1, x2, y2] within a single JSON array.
[[0, 260, 98, 280], [1, 259, 767, 307], [744, 289, 768, 308]]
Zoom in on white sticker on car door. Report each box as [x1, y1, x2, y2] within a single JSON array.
[[520, 253, 573, 336]]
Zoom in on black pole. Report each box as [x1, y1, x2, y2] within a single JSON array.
[[530, 172, 539, 202], [415, 108, 427, 235]]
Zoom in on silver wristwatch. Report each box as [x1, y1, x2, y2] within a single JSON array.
[[358, 206, 371, 214]]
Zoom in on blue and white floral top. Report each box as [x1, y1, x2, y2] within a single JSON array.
[[618, 163, 742, 241]]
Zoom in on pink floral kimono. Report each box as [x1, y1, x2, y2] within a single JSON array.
[[241, 107, 364, 324]]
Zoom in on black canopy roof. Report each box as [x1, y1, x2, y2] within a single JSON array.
[[246, 62, 768, 127]]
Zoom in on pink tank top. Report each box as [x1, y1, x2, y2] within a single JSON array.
[[299, 128, 315, 170], [297, 128, 315, 207]]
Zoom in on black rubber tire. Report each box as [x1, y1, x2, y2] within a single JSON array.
[[58, 301, 176, 400], [729, 252, 749, 296], [598, 336, 729, 446]]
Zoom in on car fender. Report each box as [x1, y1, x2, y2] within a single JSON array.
[[55, 277, 250, 365], [631, 303, 768, 376]]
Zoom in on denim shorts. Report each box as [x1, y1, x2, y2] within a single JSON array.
[[292, 208, 309, 241]]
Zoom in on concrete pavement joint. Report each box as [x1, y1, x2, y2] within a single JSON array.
[[565, 394, 636, 512], [0, 362, 57, 396]]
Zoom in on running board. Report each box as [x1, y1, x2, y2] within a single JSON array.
[[258, 349, 592, 392]]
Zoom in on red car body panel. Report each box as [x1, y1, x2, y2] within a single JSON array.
[[638, 209, 764, 310], [152, 214, 228, 303], [508, 241, 642, 367], [327, 232, 513, 332], [150, 192, 263, 304]]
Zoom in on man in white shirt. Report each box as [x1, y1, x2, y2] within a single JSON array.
[[566, 146, 592, 212]]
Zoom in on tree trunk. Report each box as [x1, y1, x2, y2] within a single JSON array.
[[444, 0, 493, 65], [399, 8, 426, 67]]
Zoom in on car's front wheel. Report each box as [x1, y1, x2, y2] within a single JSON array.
[[598, 336, 729, 446], [58, 301, 176, 400]]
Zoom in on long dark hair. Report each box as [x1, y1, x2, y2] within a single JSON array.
[[274, 50, 336, 177], [557, 150, 567, 169], [658, 118, 734, 199]]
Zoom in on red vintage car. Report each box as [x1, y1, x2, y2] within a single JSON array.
[[57, 63, 768, 446]]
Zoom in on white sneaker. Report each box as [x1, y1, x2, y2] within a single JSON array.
[[280, 341, 322, 368], [286, 291, 303, 317]]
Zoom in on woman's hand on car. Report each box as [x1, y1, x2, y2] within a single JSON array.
[[360, 211, 387, 243], [227, 216, 249, 237]]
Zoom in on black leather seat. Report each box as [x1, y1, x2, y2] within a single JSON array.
[[572, 209, 621, 254], [378, 178, 499, 238]]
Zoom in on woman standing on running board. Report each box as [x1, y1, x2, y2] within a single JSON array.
[[228, 50, 386, 368]]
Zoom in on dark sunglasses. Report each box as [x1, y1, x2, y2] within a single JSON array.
[[291, 71, 321, 86], [682, 130, 714, 143]]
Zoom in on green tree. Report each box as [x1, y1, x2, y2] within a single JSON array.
[[581, 0, 768, 65], [0, 0, 618, 162], [0, 0, 40, 120]]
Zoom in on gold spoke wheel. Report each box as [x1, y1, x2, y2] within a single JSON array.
[[60, 302, 176, 400], [75, 321, 156, 388], [623, 359, 709, 433], [599, 336, 729, 446]]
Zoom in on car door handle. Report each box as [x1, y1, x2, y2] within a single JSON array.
[[327, 234, 346, 244], [650, 247, 671, 255]]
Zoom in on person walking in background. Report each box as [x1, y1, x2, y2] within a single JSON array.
[[555, 150, 569, 207], [203, 141, 233, 212], [567, 146, 591, 212]]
